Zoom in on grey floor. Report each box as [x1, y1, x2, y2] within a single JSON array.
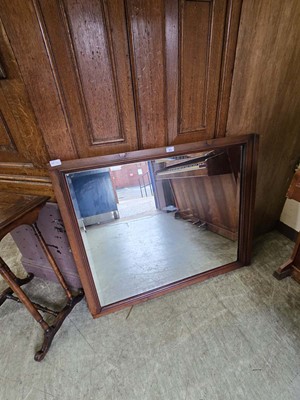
[[1, 231, 300, 400], [81, 212, 237, 305]]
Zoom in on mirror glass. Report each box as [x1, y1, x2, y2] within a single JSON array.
[[66, 145, 242, 306]]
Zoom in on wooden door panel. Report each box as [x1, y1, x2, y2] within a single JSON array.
[[63, 0, 124, 145], [0, 16, 49, 174], [166, 0, 227, 144], [37, 0, 138, 157], [128, 0, 238, 148], [126, 0, 167, 149], [1, 0, 77, 162], [1, 0, 241, 172], [180, 1, 211, 133], [0, 14, 53, 196]]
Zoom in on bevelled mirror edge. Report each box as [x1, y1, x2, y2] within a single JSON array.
[[49, 133, 259, 318]]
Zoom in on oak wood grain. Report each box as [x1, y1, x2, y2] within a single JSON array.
[[127, 0, 167, 149], [0, 109, 17, 153], [0, 192, 49, 239], [179, 0, 211, 133], [0, 178, 54, 200], [227, 0, 300, 234], [36, 0, 138, 157], [63, 0, 124, 144], [165, 0, 243, 144], [0, 17, 49, 169], [0, 13, 51, 195], [1, 0, 77, 160]]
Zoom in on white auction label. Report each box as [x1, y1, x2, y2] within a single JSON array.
[[49, 159, 62, 167], [165, 146, 175, 153]]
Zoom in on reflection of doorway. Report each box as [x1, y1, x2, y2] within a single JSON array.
[[75, 152, 240, 306], [110, 162, 157, 220]]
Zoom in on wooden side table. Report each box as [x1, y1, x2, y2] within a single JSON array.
[[0, 192, 84, 361], [274, 170, 300, 283]]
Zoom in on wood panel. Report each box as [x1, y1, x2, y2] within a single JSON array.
[[226, 0, 300, 234], [126, 0, 167, 149], [0, 177, 54, 199], [128, 0, 229, 148], [180, 1, 211, 133], [36, 0, 138, 157], [0, 109, 17, 153], [0, 15, 50, 180], [166, 0, 228, 144], [1, 0, 77, 160], [171, 173, 238, 240], [65, 0, 121, 144], [0, 0, 243, 198]]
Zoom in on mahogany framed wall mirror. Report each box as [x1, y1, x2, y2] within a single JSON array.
[[50, 134, 258, 318]]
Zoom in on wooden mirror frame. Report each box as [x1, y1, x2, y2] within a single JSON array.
[[49, 134, 258, 318]]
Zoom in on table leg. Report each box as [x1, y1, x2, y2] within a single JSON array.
[[0, 256, 84, 361], [274, 231, 300, 281], [34, 289, 84, 362], [0, 272, 34, 306], [31, 222, 85, 361], [1, 221, 84, 361]]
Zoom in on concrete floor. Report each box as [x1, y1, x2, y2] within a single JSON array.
[[116, 193, 157, 219], [81, 212, 237, 305], [0, 231, 300, 399]]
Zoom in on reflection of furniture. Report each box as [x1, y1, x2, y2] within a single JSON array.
[[49, 134, 258, 318], [67, 169, 119, 227], [0, 192, 84, 361], [274, 171, 300, 282], [156, 149, 240, 240]]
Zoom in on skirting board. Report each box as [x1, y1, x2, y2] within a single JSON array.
[[276, 220, 298, 243]]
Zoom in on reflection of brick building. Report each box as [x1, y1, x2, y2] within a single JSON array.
[[110, 162, 149, 189]]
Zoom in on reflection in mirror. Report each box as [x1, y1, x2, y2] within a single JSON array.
[[66, 145, 242, 306]]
